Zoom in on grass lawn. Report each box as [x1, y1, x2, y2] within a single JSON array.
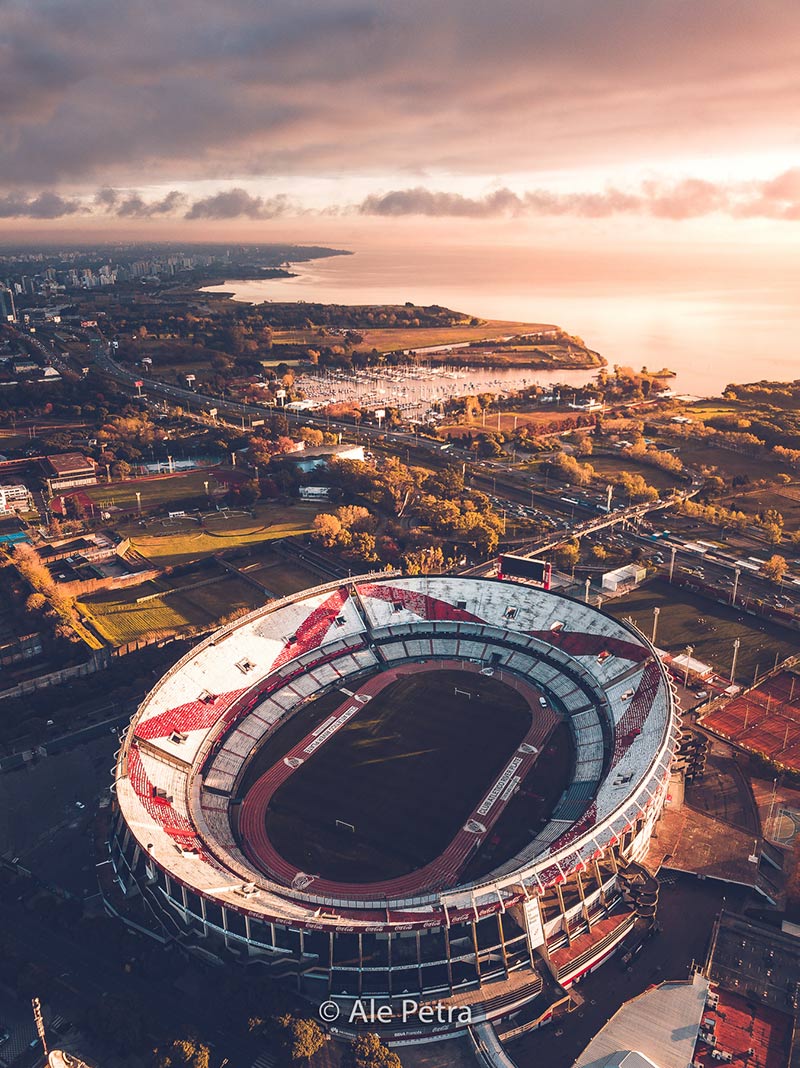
[[673, 442, 794, 481], [718, 483, 800, 526], [242, 558, 324, 598], [607, 578, 800, 682], [274, 318, 558, 354], [121, 502, 319, 566], [84, 469, 221, 512], [260, 668, 534, 882], [590, 453, 681, 492], [440, 406, 589, 440], [80, 567, 264, 645], [682, 400, 742, 421]]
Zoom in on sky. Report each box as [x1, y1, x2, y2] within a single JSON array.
[[1, 0, 800, 253]]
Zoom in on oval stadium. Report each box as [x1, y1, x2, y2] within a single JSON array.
[[105, 574, 678, 1039]]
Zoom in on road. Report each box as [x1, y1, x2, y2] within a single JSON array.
[[27, 323, 800, 614]]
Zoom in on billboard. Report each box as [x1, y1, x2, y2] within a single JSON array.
[[498, 554, 552, 589], [523, 897, 545, 949]]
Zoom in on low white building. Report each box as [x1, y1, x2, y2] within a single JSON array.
[[0, 483, 32, 512], [602, 563, 647, 594], [290, 443, 365, 473]]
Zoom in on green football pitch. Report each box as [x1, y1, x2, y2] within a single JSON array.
[[247, 667, 570, 884]]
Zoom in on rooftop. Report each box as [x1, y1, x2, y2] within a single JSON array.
[[573, 973, 709, 1068], [46, 452, 97, 476], [707, 912, 800, 1016]]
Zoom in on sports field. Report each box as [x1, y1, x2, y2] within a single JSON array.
[[461, 719, 574, 882], [258, 668, 539, 883], [79, 566, 264, 644], [240, 558, 324, 598], [83, 469, 219, 512], [122, 503, 319, 566], [607, 579, 799, 681], [700, 670, 800, 773]]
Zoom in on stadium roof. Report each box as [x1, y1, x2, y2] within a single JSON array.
[[573, 974, 709, 1068], [113, 574, 677, 928]]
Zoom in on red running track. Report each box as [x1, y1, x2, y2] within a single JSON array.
[[237, 659, 561, 899]]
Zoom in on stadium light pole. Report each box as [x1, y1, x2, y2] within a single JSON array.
[[652, 606, 660, 645], [767, 777, 778, 833], [136, 491, 141, 516], [31, 998, 47, 1058], [730, 637, 740, 685], [584, 577, 591, 603], [669, 546, 677, 582], [732, 567, 741, 605], [684, 645, 694, 689]]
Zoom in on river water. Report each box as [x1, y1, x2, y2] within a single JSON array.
[[203, 241, 800, 399]]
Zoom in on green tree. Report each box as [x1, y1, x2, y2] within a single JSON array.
[[313, 513, 343, 548], [762, 522, 783, 546], [347, 531, 378, 562], [556, 539, 580, 568], [574, 433, 593, 457], [348, 1033, 401, 1068], [153, 1037, 210, 1068], [403, 546, 447, 575], [278, 1017, 325, 1062], [762, 554, 787, 584]]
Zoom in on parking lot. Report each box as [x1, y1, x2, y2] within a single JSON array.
[[0, 733, 118, 899]]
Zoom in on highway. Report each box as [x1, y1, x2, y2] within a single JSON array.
[[459, 495, 697, 577], [25, 324, 800, 613]]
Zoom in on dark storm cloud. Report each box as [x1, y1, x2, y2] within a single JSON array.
[[1, 0, 799, 187], [184, 189, 293, 219], [0, 191, 84, 218], [116, 190, 188, 217]]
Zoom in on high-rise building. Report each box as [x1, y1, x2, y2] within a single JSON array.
[[0, 287, 16, 322]]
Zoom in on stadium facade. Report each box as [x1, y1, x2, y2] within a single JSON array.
[[105, 574, 678, 1038]]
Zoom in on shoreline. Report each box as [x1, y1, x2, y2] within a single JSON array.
[[200, 267, 607, 376]]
